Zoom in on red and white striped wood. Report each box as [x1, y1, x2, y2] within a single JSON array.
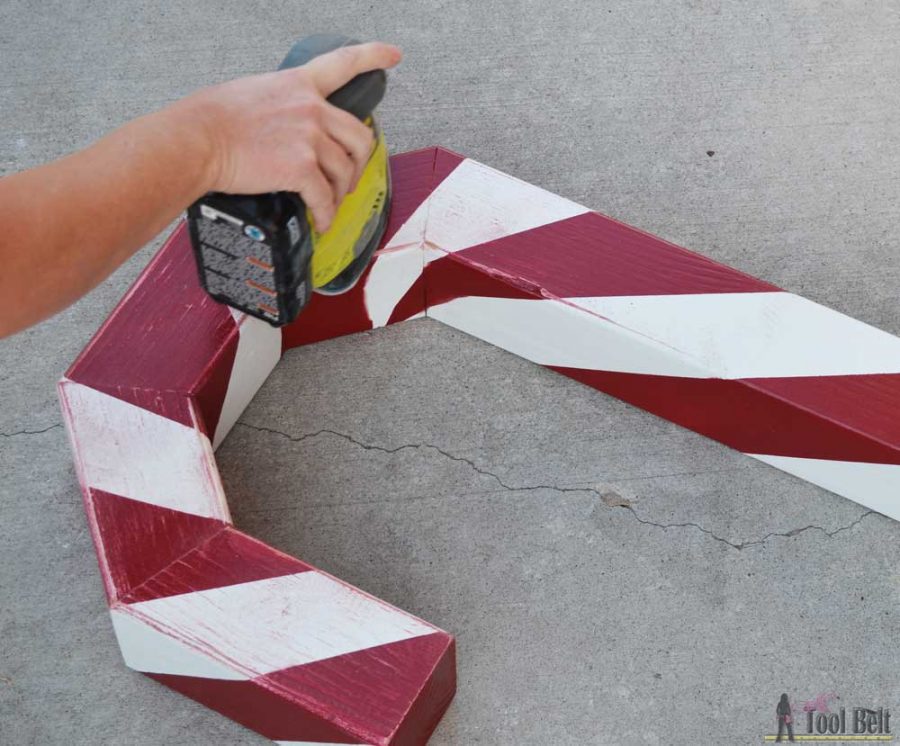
[[60, 146, 898, 744], [413, 156, 900, 519], [61, 148, 459, 745]]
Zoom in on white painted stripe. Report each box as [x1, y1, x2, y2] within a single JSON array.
[[364, 246, 424, 328], [573, 292, 900, 379], [750, 454, 899, 521], [432, 292, 900, 379], [213, 310, 282, 449], [389, 158, 588, 256], [111, 608, 246, 680], [429, 295, 710, 378], [61, 382, 230, 521], [124, 572, 435, 676]]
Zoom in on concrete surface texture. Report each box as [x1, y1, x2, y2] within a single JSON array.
[[1, 1, 898, 744]]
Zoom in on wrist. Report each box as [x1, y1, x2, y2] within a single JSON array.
[[161, 93, 225, 197]]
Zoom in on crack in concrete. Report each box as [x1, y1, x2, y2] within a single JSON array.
[[235, 421, 876, 551], [0, 423, 61, 438], [236, 421, 508, 483], [621, 507, 875, 551]]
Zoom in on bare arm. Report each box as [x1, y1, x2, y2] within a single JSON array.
[[0, 41, 402, 338]]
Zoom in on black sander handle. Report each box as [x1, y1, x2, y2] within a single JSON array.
[[278, 34, 387, 121]]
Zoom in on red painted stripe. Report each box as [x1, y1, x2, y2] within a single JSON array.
[[88, 489, 226, 603], [425, 252, 540, 310], [146, 633, 455, 744], [279, 271, 375, 350], [265, 632, 456, 746], [192, 327, 239, 439], [375, 634, 456, 746], [747, 374, 900, 453], [123, 527, 313, 603], [452, 211, 779, 300], [65, 225, 238, 428], [146, 673, 361, 743], [552, 367, 900, 465], [432, 146, 466, 188]]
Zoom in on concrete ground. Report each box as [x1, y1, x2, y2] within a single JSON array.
[[1, 1, 898, 744]]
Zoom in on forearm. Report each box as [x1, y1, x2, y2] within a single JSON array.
[[0, 41, 401, 339], [0, 99, 215, 337]]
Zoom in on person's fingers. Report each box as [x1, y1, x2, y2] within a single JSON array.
[[293, 156, 335, 232], [303, 42, 402, 97], [317, 135, 355, 203], [322, 103, 374, 185]]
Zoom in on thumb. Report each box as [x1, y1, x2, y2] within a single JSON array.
[[303, 41, 402, 96]]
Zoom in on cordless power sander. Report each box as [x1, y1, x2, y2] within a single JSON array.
[[187, 35, 391, 326]]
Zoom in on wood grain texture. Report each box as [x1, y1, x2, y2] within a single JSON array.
[[144, 634, 455, 744], [121, 571, 437, 675], [65, 226, 239, 435], [120, 527, 315, 604], [144, 673, 367, 743], [59, 380, 230, 523], [554, 368, 900, 464], [139, 635, 455, 744], [90, 488, 226, 602], [446, 211, 779, 299]]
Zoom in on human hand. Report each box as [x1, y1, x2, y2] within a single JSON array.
[[183, 41, 402, 231]]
